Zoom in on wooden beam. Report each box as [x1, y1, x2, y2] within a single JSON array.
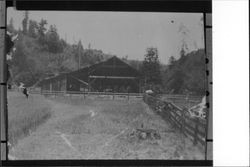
[[89, 75, 137, 79], [101, 65, 127, 68], [69, 76, 88, 86]]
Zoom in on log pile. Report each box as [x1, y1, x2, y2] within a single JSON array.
[[128, 128, 161, 141]]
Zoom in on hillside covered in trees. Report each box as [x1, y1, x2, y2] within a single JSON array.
[[7, 13, 116, 87], [162, 49, 206, 95], [7, 12, 206, 96], [136, 47, 206, 96]]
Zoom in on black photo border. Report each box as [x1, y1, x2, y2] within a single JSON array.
[[2, 0, 212, 166]]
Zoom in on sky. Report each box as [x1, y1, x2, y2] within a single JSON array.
[[7, 8, 204, 64]]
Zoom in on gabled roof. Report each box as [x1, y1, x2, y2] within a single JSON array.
[[88, 56, 141, 77], [70, 56, 141, 77], [39, 56, 141, 85]]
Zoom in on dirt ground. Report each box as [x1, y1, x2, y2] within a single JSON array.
[[8, 95, 204, 160]]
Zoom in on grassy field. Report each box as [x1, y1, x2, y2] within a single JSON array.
[[48, 97, 204, 159], [54, 98, 158, 136], [8, 94, 204, 159], [8, 91, 53, 146]]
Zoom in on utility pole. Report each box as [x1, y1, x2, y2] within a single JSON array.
[[78, 48, 80, 70], [77, 40, 83, 70]]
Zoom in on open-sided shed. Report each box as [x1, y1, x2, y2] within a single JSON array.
[[39, 56, 142, 93]]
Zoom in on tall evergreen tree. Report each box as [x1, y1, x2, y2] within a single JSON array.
[[168, 56, 176, 69], [28, 20, 38, 38], [76, 40, 84, 69], [37, 19, 47, 44], [22, 11, 29, 34], [180, 47, 185, 58], [45, 25, 63, 53], [142, 47, 162, 89], [163, 49, 206, 95]]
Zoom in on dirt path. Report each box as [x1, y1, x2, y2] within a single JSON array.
[[9, 98, 204, 160]]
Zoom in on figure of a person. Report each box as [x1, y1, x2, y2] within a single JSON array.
[[23, 87, 29, 99]]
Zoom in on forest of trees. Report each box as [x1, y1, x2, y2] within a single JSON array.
[[7, 12, 114, 87], [7, 12, 206, 96], [138, 47, 206, 96], [162, 49, 206, 95]]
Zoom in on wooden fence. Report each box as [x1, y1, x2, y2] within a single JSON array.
[[143, 94, 206, 146], [29, 90, 143, 100], [159, 94, 202, 109]]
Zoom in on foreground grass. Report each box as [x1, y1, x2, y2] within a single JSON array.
[[55, 99, 153, 135], [9, 95, 204, 159], [52, 97, 204, 159], [8, 91, 52, 146]]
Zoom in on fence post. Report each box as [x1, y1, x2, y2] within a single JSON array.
[[180, 109, 186, 136], [180, 110, 184, 133], [182, 109, 188, 148], [193, 117, 199, 145], [163, 102, 169, 120], [154, 98, 157, 111]]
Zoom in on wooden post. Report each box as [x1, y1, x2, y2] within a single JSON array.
[[193, 117, 199, 145], [163, 102, 167, 119], [180, 110, 184, 133], [83, 88, 85, 99], [154, 97, 157, 111], [181, 109, 187, 148], [186, 94, 189, 109], [88, 76, 90, 94], [166, 103, 174, 126]]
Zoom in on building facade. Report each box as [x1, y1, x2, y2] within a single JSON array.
[[39, 56, 142, 93]]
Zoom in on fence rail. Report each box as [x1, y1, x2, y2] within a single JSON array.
[[143, 94, 206, 146], [159, 94, 202, 109], [159, 94, 202, 100], [29, 90, 143, 100]]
